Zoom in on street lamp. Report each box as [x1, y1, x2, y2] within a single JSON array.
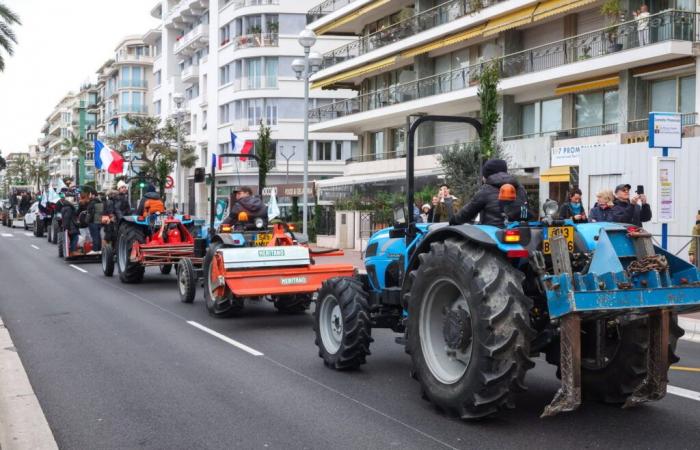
[[172, 92, 185, 212], [279, 145, 296, 184], [293, 28, 321, 236]]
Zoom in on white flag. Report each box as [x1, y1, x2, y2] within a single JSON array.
[[48, 187, 61, 204], [56, 177, 67, 191], [267, 188, 280, 221]]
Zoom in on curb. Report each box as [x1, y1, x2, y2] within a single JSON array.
[[679, 316, 700, 343], [0, 317, 58, 449]]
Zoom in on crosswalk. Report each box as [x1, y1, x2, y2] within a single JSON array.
[[1, 233, 13, 237]]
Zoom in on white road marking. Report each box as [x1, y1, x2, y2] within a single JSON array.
[[24, 233, 33, 237], [1, 233, 12, 237], [69, 265, 87, 273], [668, 385, 700, 402], [187, 321, 264, 356], [31, 245, 39, 250]]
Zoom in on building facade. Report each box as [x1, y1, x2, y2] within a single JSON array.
[[307, 0, 700, 253], [149, 0, 356, 218]]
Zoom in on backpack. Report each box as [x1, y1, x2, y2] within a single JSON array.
[[144, 198, 166, 215]]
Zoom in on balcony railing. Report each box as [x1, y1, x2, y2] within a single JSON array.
[[174, 24, 210, 55], [118, 79, 148, 89], [233, 77, 279, 91], [227, 0, 279, 10], [233, 32, 279, 50], [321, 0, 505, 69], [503, 123, 619, 141], [311, 10, 700, 122], [307, 0, 360, 24], [119, 104, 148, 114], [345, 141, 477, 163], [628, 112, 697, 131]]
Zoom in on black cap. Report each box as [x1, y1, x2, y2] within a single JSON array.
[[615, 183, 632, 193], [482, 159, 508, 178]]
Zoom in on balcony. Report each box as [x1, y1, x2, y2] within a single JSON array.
[[233, 33, 279, 50], [628, 112, 697, 131], [224, 0, 279, 10], [114, 53, 154, 65], [181, 65, 200, 83], [119, 104, 148, 114], [307, 0, 360, 24], [166, 0, 209, 28], [118, 79, 148, 89], [233, 77, 278, 91], [311, 10, 700, 122], [321, 0, 503, 69], [174, 24, 210, 56]]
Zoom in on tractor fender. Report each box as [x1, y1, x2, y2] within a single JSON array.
[[211, 233, 246, 247], [402, 224, 498, 291]]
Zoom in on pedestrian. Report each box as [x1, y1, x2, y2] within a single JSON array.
[[60, 195, 80, 255], [420, 204, 432, 223], [433, 184, 461, 222], [557, 188, 587, 223], [86, 190, 104, 253], [610, 183, 652, 226], [689, 213, 700, 265], [451, 159, 529, 227], [589, 190, 615, 222], [634, 4, 651, 46]]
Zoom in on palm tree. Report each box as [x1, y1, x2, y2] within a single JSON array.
[[0, 3, 21, 72], [28, 160, 49, 191], [6, 155, 30, 184]]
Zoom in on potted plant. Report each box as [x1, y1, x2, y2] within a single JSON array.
[[249, 25, 262, 36], [267, 21, 279, 34], [601, 0, 624, 52]]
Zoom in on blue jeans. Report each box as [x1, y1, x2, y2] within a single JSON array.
[[88, 224, 102, 252], [69, 232, 79, 253]]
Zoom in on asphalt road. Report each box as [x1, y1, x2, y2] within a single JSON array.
[[1, 229, 700, 449]]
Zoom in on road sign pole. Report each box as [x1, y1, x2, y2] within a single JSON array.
[[661, 146, 669, 250]]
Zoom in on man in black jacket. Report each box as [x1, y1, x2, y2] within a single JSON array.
[[222, 186, 267, 225], [610, 183, 652, 226], [450, 159, 528, 227], [112, 180, 132, 220]]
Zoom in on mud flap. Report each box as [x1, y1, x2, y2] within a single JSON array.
[[624, 309, 670, 407], [542, 234, 582, 417]]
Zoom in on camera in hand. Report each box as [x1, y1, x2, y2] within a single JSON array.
[[636, 185, 644, 195]]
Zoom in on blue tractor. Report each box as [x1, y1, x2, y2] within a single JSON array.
[[313, 115, 700, 419]]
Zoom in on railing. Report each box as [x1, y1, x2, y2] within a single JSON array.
[[233, 33, 279, 50], [174, 24, 209, 54], [311, 10, 700, 122], [227, 0, 279, 9], [119, 104, 148, 114], [504, 123, 618, 141], [321, 0, 504, 69], [345, 141, 476, 163], [233, 77, 278, 91], [115, 53, 153, 64], [628, 112, 697, 131], [118, 79, 148, 89], [307, 0, 360, 24]]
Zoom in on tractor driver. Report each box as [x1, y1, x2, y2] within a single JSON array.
[[222, 186, 267, 225]]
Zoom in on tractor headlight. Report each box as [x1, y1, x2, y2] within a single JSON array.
[[543, 199, 559, 218], [254, 217, 264, 229]]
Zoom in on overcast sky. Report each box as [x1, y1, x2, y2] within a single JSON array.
[[0, 0, 159, 156]]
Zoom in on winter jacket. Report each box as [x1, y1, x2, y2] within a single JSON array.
[[60, 202, 78, 234], [453, 172, 528, 227], [610, 198, 652, 227], [689, 223, 700, 258], [112, 193, 132, 220], [224, 196, 267, 224], [589, 205, 615, 223], [136, 192, 164, 216], [87, 198, 104, 225], [557, 202, 588, 223], [433, 196, 462, 222]]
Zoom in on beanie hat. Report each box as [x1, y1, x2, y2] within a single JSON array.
[[482, 159, 508, 178], [117, 180, 127, 189]]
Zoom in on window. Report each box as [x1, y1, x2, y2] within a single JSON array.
[[317, 142, 332, 160], [220, 23, 231, 46], [336, 142, 342, 160], [265, 102, 277, 125], [265, 58, 278, 88], [247, 58, 262, 89], [247, 99, 262, 126], [575, 90, 618, 128], [518, 98, 562, 136], [651, 75, 696, 114], [390, 127, 405, 156], [219, 64, 231, 86], [370, 131, 384, 159], [154, 100, 161, 115], [154, 70, 161, 87], [521, 103, 536, 135], [202, 110, 207, 129], [541, 99, 562, 132], [219, 102, 232, 124]]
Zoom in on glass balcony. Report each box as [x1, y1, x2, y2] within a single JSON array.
[[118, 79, 148, 89], [307, 0, 360, 24], [119, 104, 148, 114], [311, 10, 700, 122], [233, 33, 279, 50]]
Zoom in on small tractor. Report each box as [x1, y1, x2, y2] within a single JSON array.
[[176, 152, 355, 317], [5, 185, 33, 229], [313, 116, 700, 419]]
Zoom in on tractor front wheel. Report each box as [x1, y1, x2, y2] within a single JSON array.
[[117, 224, 145, 284], [406, 239, 535, 419], [57, 231, 65, 258], [102, 244, 115, 277], [35, 219, 45, 238], [274, 295, 312, 314], [314, 277, 372, 370], [203, 242, 244, 317], [51, 220, 59, 244], [178, 258, 196, 304]]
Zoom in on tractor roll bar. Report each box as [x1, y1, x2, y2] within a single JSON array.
[[209, 153, 261, 234], [406, 116, 482, 231]]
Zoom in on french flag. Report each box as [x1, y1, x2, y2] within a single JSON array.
[[94, 140, 124, 174], [230, 131, 253, 161]]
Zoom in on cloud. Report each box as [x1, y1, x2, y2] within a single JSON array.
[[0, 0, 158, 155]]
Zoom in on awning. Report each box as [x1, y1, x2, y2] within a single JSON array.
[[533, 0, 597, 22], [541, 165, 571, 182], [317, 168, 440, 189], [311, 56, 399, 89], [401, 24, 487, 59], [483, 6, 536, 36], [317, 0, 392, 35], [554, 75, 620, 95]]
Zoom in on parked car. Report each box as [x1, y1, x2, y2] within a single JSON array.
[[23, 201, 39, 230]]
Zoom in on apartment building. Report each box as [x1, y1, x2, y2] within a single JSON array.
[[307, 0, 700, 253], [44, 92, 78, 181], [149, 0, 356, 217]]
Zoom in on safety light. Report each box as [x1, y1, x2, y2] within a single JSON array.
[[255, 218, 264, 229], [237, 211, 249, 222], [139, 180, 146, 189], [221, 225, 232, 233], [498, 184, 517, 202], [288, 224, 296, 231], [504, 229, 521, 243]]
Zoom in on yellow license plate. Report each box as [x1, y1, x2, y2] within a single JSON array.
[[543, 226, 575, 254], [254, 233, 273, 246]]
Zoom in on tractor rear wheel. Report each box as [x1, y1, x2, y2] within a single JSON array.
[[178, 258, 196, 304], [580, 314, 683, 404], [102, 244, 115, 277], [117, 224, 145, 284], [57, 231, 65, 258], [274, 295, 312, 314], [50, 218, 59, 244], [406, 239, 535, 419], [314, 277, 372, 370], [160, 264, 173, 275], [35, 219, 45, 238], [203, 242, 244, 317]]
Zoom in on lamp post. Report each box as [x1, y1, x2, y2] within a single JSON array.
[[293, 28, 322, 236], [172, 92, 185, 212], [279, 145, 295, 184]]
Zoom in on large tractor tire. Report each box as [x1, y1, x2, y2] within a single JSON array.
[[50, 218, 59, 244], [314, 277, 373, 370], [406, 239, 535, 419], [35, 219, 45, 238], [274, 295, 312, 314], [177, 258, 196, 304], [102, 244, 115, 277], [117, 223, 145, 284], [203, 242, 244, 317], [580, 314, 683, 404], [57, 231, 65, 258]]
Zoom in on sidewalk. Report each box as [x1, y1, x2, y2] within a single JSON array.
[[319, 250, 700, 342]]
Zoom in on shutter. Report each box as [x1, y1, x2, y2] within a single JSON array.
[[523, 18, 565, 49], [576, 8, 603, 35], [434, 121, 476, 147]]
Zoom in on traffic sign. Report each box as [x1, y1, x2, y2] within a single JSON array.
[[165, 176, 174, 189], [648, 112, 681, 149]]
